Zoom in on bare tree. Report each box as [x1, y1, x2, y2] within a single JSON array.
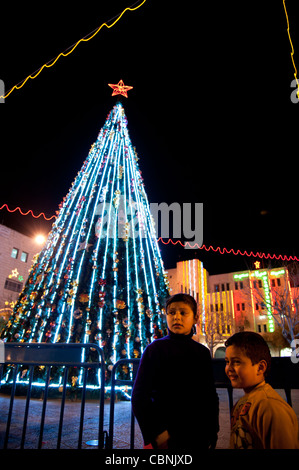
[[204, 308, 229, 358]]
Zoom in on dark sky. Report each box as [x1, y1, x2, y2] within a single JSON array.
[[1, 0, 299, 274]]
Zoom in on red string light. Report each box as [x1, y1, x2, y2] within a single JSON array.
[[1, 203, 298, 262], [0, 203, 56, 221], [157, 238, 299, 263]]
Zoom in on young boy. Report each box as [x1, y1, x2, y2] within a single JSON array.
[[225, 331, 299, 449], [132, 293, 219, 449]]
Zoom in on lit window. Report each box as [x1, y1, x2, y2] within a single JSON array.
[[11, 248, 19, 259], [21, 251, 28, 263]]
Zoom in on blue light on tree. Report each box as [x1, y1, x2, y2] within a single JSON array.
[[2, 102, 170, 385]]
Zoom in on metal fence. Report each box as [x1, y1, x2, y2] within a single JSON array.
[[106, 358, 234, 449], [107, 357, 299, 449], [0, 342, 106, 449], [1, 343, 299, 449], [107, 358, 140, 449]]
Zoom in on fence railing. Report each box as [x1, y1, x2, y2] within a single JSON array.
[[107, 358, 140, 449], [107, 356, 299, 449], [0, 342, 106, 449], [1, 343, 298, 449]]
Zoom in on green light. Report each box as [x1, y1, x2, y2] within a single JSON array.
[[234, 273, 249, 280], [251, 270, 267, 278], [261, 272, 275, 333], [270, 269, 285, 277]]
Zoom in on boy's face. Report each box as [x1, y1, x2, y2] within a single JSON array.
[[225, 345, 266, 393], [166, 301, 198, 335]]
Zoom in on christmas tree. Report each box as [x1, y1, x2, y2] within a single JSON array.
[[1, 100, 170, 386]]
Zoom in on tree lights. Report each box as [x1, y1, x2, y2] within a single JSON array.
[[1, 102, 170, 386]]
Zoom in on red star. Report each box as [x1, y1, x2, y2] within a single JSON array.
[[108, 80, 133, 98]]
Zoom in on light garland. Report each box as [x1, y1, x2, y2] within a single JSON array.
[[0, 1, 147, 100], [1, 202, 298, 262], [283, 0, 299, 99]]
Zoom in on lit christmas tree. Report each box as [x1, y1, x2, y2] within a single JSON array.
[[1, 100, 170, 386]]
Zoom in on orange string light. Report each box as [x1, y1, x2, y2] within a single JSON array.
[[0, 0, 147, 100], [283, 0, 299, 98]]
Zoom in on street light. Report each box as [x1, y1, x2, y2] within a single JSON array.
[[34, 234, 46, 245]]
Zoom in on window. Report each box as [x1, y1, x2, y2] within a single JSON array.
[[277, 278, 281, 287], [226, 283, 230, 291], [21, 251, 28, 263], [235, 282, 239, 290], [242, 303, 245, 311], [258, 280, 263, 288], [11, 248, 19, 259], [214, 284, 219, 293], [258, 324, 268, 333], [5, 278, 23, 293], [236, 303, 240, 311], [221, 284, 225, 291], [240, 281, 244, 289]]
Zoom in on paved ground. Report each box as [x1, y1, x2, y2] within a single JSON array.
[[0, 388, 298, 449]]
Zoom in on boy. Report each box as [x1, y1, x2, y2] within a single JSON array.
[[225, 331, 299, 449], [131, 293, 219, 449]]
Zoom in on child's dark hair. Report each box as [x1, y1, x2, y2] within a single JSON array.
[[225, 332, 271, 376], [166, 293, 197, 317]]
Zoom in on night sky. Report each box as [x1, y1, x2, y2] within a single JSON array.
[[1, 0, 299, 275]]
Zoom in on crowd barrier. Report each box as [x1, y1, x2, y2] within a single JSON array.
[[1, 343, 298, 449]]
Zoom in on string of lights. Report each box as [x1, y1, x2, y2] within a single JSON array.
[[0, 203, 56, 220], [0, 0, 147, 100], [0, 202, 298, 262], [283, 0, 299, 99], [158, 238, 299, 263]]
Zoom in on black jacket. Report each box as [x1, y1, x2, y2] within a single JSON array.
[[131, 331, 219, 449]]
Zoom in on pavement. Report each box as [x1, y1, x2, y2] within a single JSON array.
[[0, 388, 298, 449]]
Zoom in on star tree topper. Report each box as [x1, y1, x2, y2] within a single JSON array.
[[108, 79, 133, 98]]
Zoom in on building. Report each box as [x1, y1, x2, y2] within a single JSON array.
[[0, 224, 45, 322], [167, 259, 297, 357], [167, 259, 209, 335]]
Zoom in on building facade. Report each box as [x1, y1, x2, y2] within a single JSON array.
[[167, 259, 297, 356], [167, 259, 209, 335], [0, 224, 44, 322]]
